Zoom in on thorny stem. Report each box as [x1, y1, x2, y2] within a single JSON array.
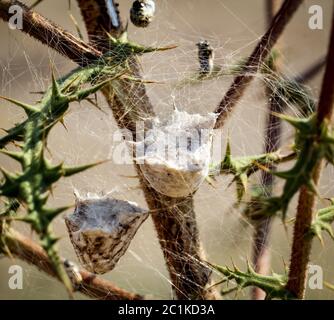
[[1, 0, 326, 301], [0, 0, 102, 66], [252, 1, 325, 300], [2, 228, 143, 300], [251, 0, 282, 300], [286, 6, 334, 299], [0, 0, 215, 299], [214, 0, 303, 129], [138, 178, 215, 299], [76, 0, 217, 299]]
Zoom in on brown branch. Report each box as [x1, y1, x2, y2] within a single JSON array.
[[0, 0, 216, 299], [286, 6, 334, 299], [0, 0, 102, 66], [0, 1, 142, 300], [252, 1, 325, 300], [2, 228, 143, 300], [76, 0, 217, 299], [214, 0, 303, 129], [251, 0, 282, 301], [137, 176, 215, 299], [76, 0, 123, 50], [295, 56, 326, 85]]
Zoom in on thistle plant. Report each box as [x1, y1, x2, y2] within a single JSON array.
[[210, 262, 292, 300], [0, 0, 333, 301], [310, 200, 334, 244], [0, 57, 126, 294], [0, 20, 174, 296], [209, 139, 295, 202], [260, 113, 334, 221]]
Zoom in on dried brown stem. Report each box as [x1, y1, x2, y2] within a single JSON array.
[[214, 0, 303, 129], [252, 1, 325, 300], [0, 0, 215, 299], [251, 0, 282, 300], [295, 56, 326, 85], [137, 175, 215, 299], [76, 0, 123, 49], [286, 167, 322, 299], [286, 6, 334, 299], [0, 0, 143, 301], [0, 0, 102, 65], [2, 228, 143, 300], [76, 0, 216, 299]]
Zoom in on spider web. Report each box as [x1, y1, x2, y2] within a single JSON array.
[[0, 0, 334, 300]]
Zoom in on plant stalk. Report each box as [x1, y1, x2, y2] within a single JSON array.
[[251, 0, 282, 300], [76, 0, 217, 299], [2, 228, 143, 300], [0, 0, 101, 65], [214, 0, 303, 129], [286, 5, 334, 299]]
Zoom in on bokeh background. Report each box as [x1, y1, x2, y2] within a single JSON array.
[[0, 0, 333, 299]]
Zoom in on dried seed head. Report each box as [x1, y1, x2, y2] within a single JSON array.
[[130, 0, 156, 28], [196, 40, 214, 75], [136, 109, 217, 198], [65, 194, 148, 274]]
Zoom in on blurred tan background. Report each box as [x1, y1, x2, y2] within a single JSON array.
[[0, 0, 334, 299]]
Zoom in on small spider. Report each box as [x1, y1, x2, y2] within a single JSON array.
[[196, 40, 215, 75], [130, 0, 156, 28]]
